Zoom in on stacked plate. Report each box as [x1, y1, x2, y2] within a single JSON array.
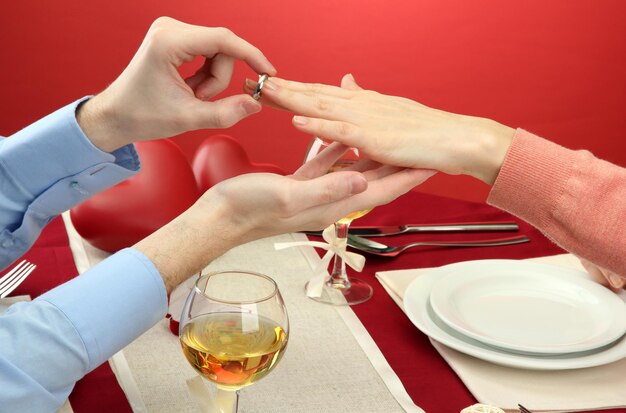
[[403, 260, 626, 370]]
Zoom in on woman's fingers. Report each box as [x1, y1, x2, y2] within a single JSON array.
[[254, 77, 355, 120], [350, 168, 437, 207], [291, 117, 361, 148], [340, 73, 363, 91], [294, 141, 350, 179], [580, 258, 626, 291], [243, 75, 364, 116], [293, 171, 369, 208], [243, 78, 287, 111]]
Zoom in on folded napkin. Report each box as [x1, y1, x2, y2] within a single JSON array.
[[186, 375, 241, 413], [377, 254, 626, 413]]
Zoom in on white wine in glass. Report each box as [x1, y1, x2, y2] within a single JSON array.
[[304, 137, 374, 306], [180, 271, 289, 412]]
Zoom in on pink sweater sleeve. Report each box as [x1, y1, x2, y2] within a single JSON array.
[[487, 129, 626, 278]]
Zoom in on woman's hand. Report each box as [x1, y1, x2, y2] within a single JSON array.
[[580, 259, 626, 292], [79, 17, 276, 152], [247, 74, 515, 184]]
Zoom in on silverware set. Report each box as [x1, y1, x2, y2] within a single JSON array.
[[347, 234, 529, 257], [0, 260, 36, 298], [345, 221, 520, 236], [304, 221, 529, 256]]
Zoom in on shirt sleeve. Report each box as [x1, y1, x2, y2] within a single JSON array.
[[0, 248, 168, 412], [487, 128, 626, 277], [0, 98, 140, 270]]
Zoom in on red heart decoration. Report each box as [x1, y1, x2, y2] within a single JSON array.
[[192, 134, 286, 192], [70, 139, 200, 252]]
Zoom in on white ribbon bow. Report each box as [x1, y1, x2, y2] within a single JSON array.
[[274, 224, 366, 297]]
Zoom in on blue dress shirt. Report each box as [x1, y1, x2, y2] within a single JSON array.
[[0, 99, 168, 412]]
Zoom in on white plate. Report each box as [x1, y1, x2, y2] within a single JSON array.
[[428, 261, 626, 354], [403, 260, 626, 370]]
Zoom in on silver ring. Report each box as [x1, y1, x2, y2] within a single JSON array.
[[252, 73, 269, 100]]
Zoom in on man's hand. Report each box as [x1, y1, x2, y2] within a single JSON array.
[[134, 143, 434, 294], [78, 17, 276, 153]]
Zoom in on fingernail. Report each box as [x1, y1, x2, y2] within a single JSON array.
[[293, 116, 308, 126], [263, 79, 278, 91], [242, 99, 262, 115], [609, 273, 625, 288], [244, 78, 256, 89], [349, 174, 368, 194], [347, 73, 355, 81]]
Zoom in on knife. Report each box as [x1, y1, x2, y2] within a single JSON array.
[[302, 221, 519, 237]]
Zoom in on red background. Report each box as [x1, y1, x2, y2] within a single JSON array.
[[1, 0, 625, 202]]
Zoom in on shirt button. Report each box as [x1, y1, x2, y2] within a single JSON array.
[[70, 181, 89, 195], [2, 239, 14, 248]]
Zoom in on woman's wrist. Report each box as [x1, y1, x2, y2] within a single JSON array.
[[465, 117, 515, 185]]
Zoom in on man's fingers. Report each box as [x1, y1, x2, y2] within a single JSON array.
[[347, 168, 436, 209], [184, 61, 209, 90], [303, 168, 435, 224], [191, 94, 261, 129], [151, 22, 275, 75], [296, 171, 368, 208], [180, 27, 276, 76], [192, 54, 235, 100]]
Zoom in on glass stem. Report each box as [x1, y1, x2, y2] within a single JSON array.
[[329, 221, 351, 289], [216, 388, 239, 413]]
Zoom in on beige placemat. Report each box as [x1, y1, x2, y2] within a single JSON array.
[[376, 254, 626, 413], [62, 212, 416, 413]]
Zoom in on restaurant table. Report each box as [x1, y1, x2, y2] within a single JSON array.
[[6, 190, 626, 413]]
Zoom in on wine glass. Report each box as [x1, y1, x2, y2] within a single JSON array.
[[179, 271, 289, 413], [304, 136, 373, 306]]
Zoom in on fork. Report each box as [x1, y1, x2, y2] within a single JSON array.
[[347, 234, 530, 257], [518, 404, 533, 413], [0, 260, 37, 298]]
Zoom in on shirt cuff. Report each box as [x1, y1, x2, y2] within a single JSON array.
[[1, 97, 140, 198], [0, 98, 141, 267], [35, 248, 168, 371]]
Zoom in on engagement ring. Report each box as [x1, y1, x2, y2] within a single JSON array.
[[252, 73, 269, 100]]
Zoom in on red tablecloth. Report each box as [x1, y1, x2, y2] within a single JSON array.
[[9, 217, 132, 413], [344, 191, 624, 413]]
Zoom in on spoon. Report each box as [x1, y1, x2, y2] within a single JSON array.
[[347, 234, 530, 257]]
